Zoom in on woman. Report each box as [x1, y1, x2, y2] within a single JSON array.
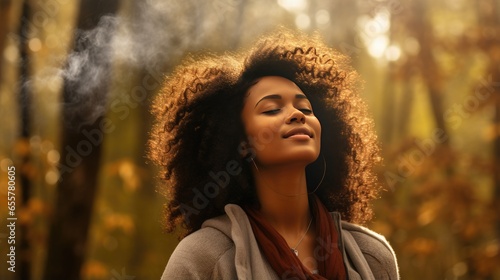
[[149, 30, 399, 279]]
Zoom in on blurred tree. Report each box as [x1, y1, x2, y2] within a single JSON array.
[[326, 0, 358, 55], [412, 0, 448, 139], [0, 0, 13, 82], [43, 0, 121, 279], [383, 1, 416, 144], [371, 0, 500, 278], [17, 1, 32, 279], [475, 0, 500, 249]]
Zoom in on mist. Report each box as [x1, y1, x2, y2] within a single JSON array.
[[53, 0, 237, 128]]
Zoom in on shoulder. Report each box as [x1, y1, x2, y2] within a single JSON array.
[[161, 226, 236, 280], [341, 221, 396, 258], [341, 221, 399, 280]]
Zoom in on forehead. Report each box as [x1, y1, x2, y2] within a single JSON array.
[[246, 76, 303, 99]]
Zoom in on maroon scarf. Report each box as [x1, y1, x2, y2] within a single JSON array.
[[245, 195, 347, 279]]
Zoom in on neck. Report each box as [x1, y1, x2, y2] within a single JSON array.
[[252, 164, 311, 233]]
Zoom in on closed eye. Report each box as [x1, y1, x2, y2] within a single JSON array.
[[299, 108, 313, 115], [262, 109, 281, 115]]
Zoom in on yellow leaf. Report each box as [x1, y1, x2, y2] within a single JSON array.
[[81, 260, 109, 279]]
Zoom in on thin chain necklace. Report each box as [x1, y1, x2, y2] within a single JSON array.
[[290, 217, 313, 256]]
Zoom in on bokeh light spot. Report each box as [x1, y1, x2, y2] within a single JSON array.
[[29, 38, 43, 52]]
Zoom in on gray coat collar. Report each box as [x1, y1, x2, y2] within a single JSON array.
[[202, 204, 398, 279]]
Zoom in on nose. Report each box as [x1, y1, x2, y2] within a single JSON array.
[[286, 109, 305, 124]]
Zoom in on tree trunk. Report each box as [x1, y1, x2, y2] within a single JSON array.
[[412, 0, 448, 139], [17, 1, 31, 279], [43, 1, 120, 279], [485, 0, 500, 254], [474, 0, 500, 247], [380, 72, 396, 145], [0, 0, 13, 82], [396, 64, 415, 138], [493, 65, 500, 247]]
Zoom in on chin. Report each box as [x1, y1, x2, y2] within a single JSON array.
[[283, 151, 320, 165], [256, 146, 320, 166]]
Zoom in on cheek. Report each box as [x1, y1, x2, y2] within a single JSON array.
[[312, 118, 322, 149], [312, 117, 321, 137], [318, 125, 322, 140], [245, 118, 283, 152]]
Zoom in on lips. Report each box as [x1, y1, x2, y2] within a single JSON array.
[[283, 127, 313, 138]]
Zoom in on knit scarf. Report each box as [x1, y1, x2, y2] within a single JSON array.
[[245, 195, 347, 279]]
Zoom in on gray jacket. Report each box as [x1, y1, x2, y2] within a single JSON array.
[[161, 204, 399, 279]]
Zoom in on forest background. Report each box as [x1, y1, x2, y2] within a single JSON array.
[[0, 0, 499, 279]]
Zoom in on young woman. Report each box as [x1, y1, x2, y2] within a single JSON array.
[[149, 30, 399, 279]]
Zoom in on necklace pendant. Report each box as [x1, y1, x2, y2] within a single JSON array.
[[292, 249, 298, 256]]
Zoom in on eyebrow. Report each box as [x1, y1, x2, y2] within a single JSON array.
[[254, 94, 308, 108]]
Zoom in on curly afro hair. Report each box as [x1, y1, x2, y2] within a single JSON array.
[[149, 29, 382, 238]]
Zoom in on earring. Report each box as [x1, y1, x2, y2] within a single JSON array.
[[250, 157, 259, 172], [308, 155, 326, 194], [250, 155, 326, 197], [240, 141, 256, 163]]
